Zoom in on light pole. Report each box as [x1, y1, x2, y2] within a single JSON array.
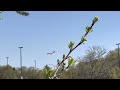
[[19, 47, 23, 79], [34, 60, 36, 69], [116, 43, 120, 69], [6, 57, 9, 66]]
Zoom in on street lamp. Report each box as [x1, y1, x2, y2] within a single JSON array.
[[116, 43, 120, 69], [34, 60, 36, 69], [6, 57, 9, 66], [19, 47, 23, 79]]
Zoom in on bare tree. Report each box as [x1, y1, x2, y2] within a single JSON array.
[[77, 46, 108, 79]]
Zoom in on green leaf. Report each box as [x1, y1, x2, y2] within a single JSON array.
[[58, 74, 61, 76], [68, 56, 72, 59], [93, 16, 99, 23], [86, 26, 93, 33], [68, 41, 75, 50], [73, 60, 77, 65], [89, 29, 93, 32], [86, 26, 91, 31], [81, 36, 87, 42], [68, 58, 74, 66], [43, 67, 54, 77], [49, 77, 52, 79], [44, 69, 48, 75], [48, 68, 54, 76]]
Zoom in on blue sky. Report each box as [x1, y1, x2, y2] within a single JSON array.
[[0, 11, 119, 69]]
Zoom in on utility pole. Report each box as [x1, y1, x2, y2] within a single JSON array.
[[116, 43, 120, 69], [19, 47, 23, 79], [6, 57, 9, 66], [34, 60, 36, 69]]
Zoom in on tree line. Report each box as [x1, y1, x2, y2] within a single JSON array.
[[0, 46, 120, 79]]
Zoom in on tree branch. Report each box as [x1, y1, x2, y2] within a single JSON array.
[[52, 17, 99, 79]]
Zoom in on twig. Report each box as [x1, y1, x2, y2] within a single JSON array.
[[52, 17, 98, 79]]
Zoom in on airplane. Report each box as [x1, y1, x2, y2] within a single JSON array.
[[47, 51, 55, 55]]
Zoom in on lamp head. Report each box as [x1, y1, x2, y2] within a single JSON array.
[[19, 47, 23, 48], [116, 43, 120, 45]]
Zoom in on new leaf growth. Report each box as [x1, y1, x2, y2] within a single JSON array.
[[52, 16, 99, 79]]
